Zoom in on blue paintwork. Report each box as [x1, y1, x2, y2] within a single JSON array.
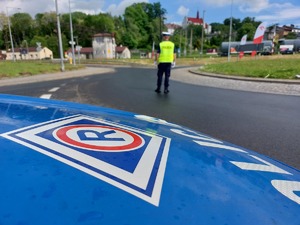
[[0, 94, 299, 225]]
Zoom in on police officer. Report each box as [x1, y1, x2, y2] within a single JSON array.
[[154, 32, 176, 94]]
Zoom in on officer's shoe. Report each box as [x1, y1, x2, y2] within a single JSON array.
[[155, 88, 161, 93], [164, 89, 169, 94]]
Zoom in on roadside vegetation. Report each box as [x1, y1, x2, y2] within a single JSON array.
[[0, 61, 84, 78], [1, 54, 300, 80], [198, 54, 300, 79], [1, 2, 299, 80], [0, 2, 280, 58]]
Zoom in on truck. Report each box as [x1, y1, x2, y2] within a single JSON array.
[[279, 45, 294, 54], [219, 40, 273, 56], [278, 39, 300, 53]]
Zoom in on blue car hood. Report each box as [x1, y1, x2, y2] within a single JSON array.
[[0, 94, 299, 225]]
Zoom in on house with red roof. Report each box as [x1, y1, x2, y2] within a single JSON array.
[[5, 47, 53, 61], [66, 47, 93, 60], [115, 45, 131, 59], [165, 23, 182, 35]]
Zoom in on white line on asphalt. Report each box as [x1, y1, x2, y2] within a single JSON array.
[[49, 87, 60, 92], [40, 94, 52, 99]]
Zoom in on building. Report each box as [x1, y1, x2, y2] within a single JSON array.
[[115, 46, 131, 59], [0, 50, 6, 60], [5, 47, 53, 61], [67, 47, 93, 60], [280, 25, 300, 38], [67, 33, 131, 60], [165, 23, 181, 35], [92, 33, 116, 59], [182, 11, 211, 34]]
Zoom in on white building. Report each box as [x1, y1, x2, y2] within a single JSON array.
[[165, 23, 181, 35], [182, 11, 211, 34], [92, 33, 116, 59], [5, 47, 53, 60], [115, 46, 131, 59]]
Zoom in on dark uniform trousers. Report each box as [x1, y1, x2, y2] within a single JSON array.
[[157, 62, 172, 90]]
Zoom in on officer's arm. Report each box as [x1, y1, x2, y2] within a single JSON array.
[[155, 46, 161, 62], [172, 50, 177, 68]]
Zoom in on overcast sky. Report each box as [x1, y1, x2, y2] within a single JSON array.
[[1, 0, 300, 26]]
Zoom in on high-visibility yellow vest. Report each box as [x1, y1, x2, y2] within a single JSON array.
[[158, 41, 175, 63]]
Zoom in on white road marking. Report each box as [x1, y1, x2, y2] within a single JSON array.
[[49, 87, 60, 92], [40, 94, 52, 99], [40, 87, 60, 99]]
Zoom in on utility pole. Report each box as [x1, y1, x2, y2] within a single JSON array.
[[24, 40, 29, 60], [74, 36, 81, 64], [190, 29, 193, 53], [6, 7, 20, 62], [69, 0, 76, 65], [55, 0, 65, 72], [201, 10, 206, 55], [184, 28, 187, 57], [179, 30, 182, 58], [227, 0, 233, 62]]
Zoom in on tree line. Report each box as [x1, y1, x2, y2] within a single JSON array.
[[0, 2, 272, 58]]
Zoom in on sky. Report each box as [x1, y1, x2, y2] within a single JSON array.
[[1, 0, 300, 27]]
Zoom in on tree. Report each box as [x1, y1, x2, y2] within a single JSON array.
[[59, 11, 88, 46], [122, 32, 138, 49], [34, 12, 57, 37], [121, 2, 167, 50], [224, 17, 241, 31], [45, 35, 59, 57], [93, 14, 115, 33], [210, 22, 226, 33], [0, 2, 272, 56], [123, 3, 150, 49], [211, 22, 231, 42], [151, 17, 165, 46], [150, 2, 167, 40], [242, 17, 260, 28], [10, 12, 34, 46], [0, 30, 4, 49], [113, 16, 126, 45], [0, 12, 6, 30], [210, 35, 223, 48], [29, 35, 47, 48], [0, 12, 9, 49], [237, 23, 256, 41], [285, 32, 297, 39], [123, 16, 140, 49]]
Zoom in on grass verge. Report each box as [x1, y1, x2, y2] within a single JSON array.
[[0, 61, 85, 78], [1, 55, 300, 80], [199, 55, 300, 80]]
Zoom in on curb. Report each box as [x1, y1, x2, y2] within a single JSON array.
[[189, 69, 300, 84], [0, 67, 114, 87]]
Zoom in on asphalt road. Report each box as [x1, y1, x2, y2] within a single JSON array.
[[0, 66, 299, 170]]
